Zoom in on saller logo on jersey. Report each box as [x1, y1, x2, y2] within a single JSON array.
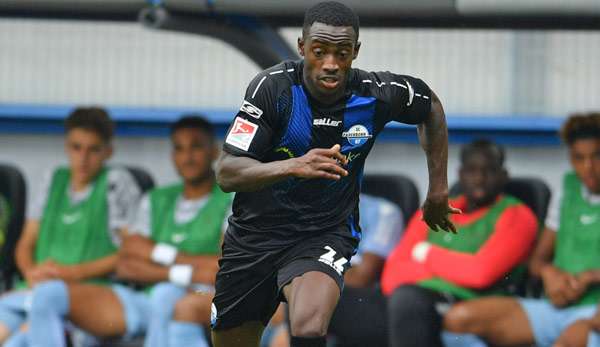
[[342, 124, 372, 146], [313, 118, 342, 127], [226, 117, 258, 151], [240, 100, 263, 119]]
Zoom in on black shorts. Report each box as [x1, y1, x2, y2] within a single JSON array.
[[211, 224, 358, 330]]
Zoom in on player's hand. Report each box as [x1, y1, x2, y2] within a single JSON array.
[[563, 271, 593, 302], [49, 263, 80, 282], [24, 260, 61, 286], [24, 266, 50, 287], [553, 319, 594, 347], [421, 193, 461, 233], [287, 144, 349, 180], [541, 265, 583, 307], [121, 234, 155, 261]]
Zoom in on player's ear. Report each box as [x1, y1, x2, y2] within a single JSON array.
[[353, 41, 361, 60], [297, 37, 305, 57]]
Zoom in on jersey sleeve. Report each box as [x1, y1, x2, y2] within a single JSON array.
[[222, 71, 281, 161], [27, 169, 53, 221], [128, 193, 151, 237], [545, 183, 562, 232], [369, 72, 432, 125], [107, 168, 142, 245]]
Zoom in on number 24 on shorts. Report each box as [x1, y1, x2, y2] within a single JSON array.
[[318, 246, 348, 275]]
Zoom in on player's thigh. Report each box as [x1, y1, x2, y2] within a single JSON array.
[[444, 296, 534, 346], [282, 270, 340, 336], [173, 292, 214, 324], [283, 270, 340, 315], [212, 320, 265, 347], [279, 228, 355, 335], [67, 283, 126, 337], [554, 320, 591, 347]]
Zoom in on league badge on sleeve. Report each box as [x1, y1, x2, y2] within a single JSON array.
[[226, 117, 258, 151]]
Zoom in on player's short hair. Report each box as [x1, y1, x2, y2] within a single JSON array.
[[303, 1, 360, 41], [170, 115, 215, 141], [460, 138, 505, 167], [560, 112, 600, 145], [65, 106, 114, 142]]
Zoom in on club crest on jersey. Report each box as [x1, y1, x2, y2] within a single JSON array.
[[342, 124, 372, 146], [313, 118, 342, 127], [225, 117, 258, 151], [240, 100, 263, 119]]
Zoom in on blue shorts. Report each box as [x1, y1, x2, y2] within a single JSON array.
[[0, 290, 31, 333], [589, 331, 600, 347], [519, 298, 596, 347], [111, 284, 151, 340]]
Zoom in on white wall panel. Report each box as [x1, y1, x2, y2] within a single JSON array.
[[0, 19, 599, 116], [0, 19, 260, 108]]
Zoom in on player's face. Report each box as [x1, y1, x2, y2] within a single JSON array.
[[459, 152, 507, 209], [298, 22, 360, 104], [65, 128, 112, 185], [172, 128, 216, 185], [569, 138, 600, 193]]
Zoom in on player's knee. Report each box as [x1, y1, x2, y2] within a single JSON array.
[[554, 322, 590, 347], [30, 280, 69, 315], [444, 303, 476, 333], [173, 294, 211, 324], [289, 308, 328, 337], [173, 295, 195, 322]]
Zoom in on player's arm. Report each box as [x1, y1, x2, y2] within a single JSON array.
[[418, 205, 538, 289], [529, 227, 556, 278], [116, 256, 168, 284], [15, 220, 43, 286], [529, 228, 585, 307], [54, 254, 119, 282], [418, 91, 460, 233], [121, 251, 218, 286], [379, 72, 458, 232], [117, 252, 219, 286], [118, 233, 220, 285], [216, 145, 348, 193]]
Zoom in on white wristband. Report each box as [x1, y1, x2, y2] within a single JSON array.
[[169, 264, 193, 287], [151, 243, 178, 266], [411, 241, 432, 263]]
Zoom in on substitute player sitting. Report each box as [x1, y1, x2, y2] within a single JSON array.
[[382, 139, 538, 347], [444, 113, 600, 347], [23, 116, 230, 347], [0, 107, 141, 346], [211, 2, 457, 347]]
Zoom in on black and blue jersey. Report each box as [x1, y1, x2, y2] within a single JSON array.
[[223, 60, 431, 242]]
